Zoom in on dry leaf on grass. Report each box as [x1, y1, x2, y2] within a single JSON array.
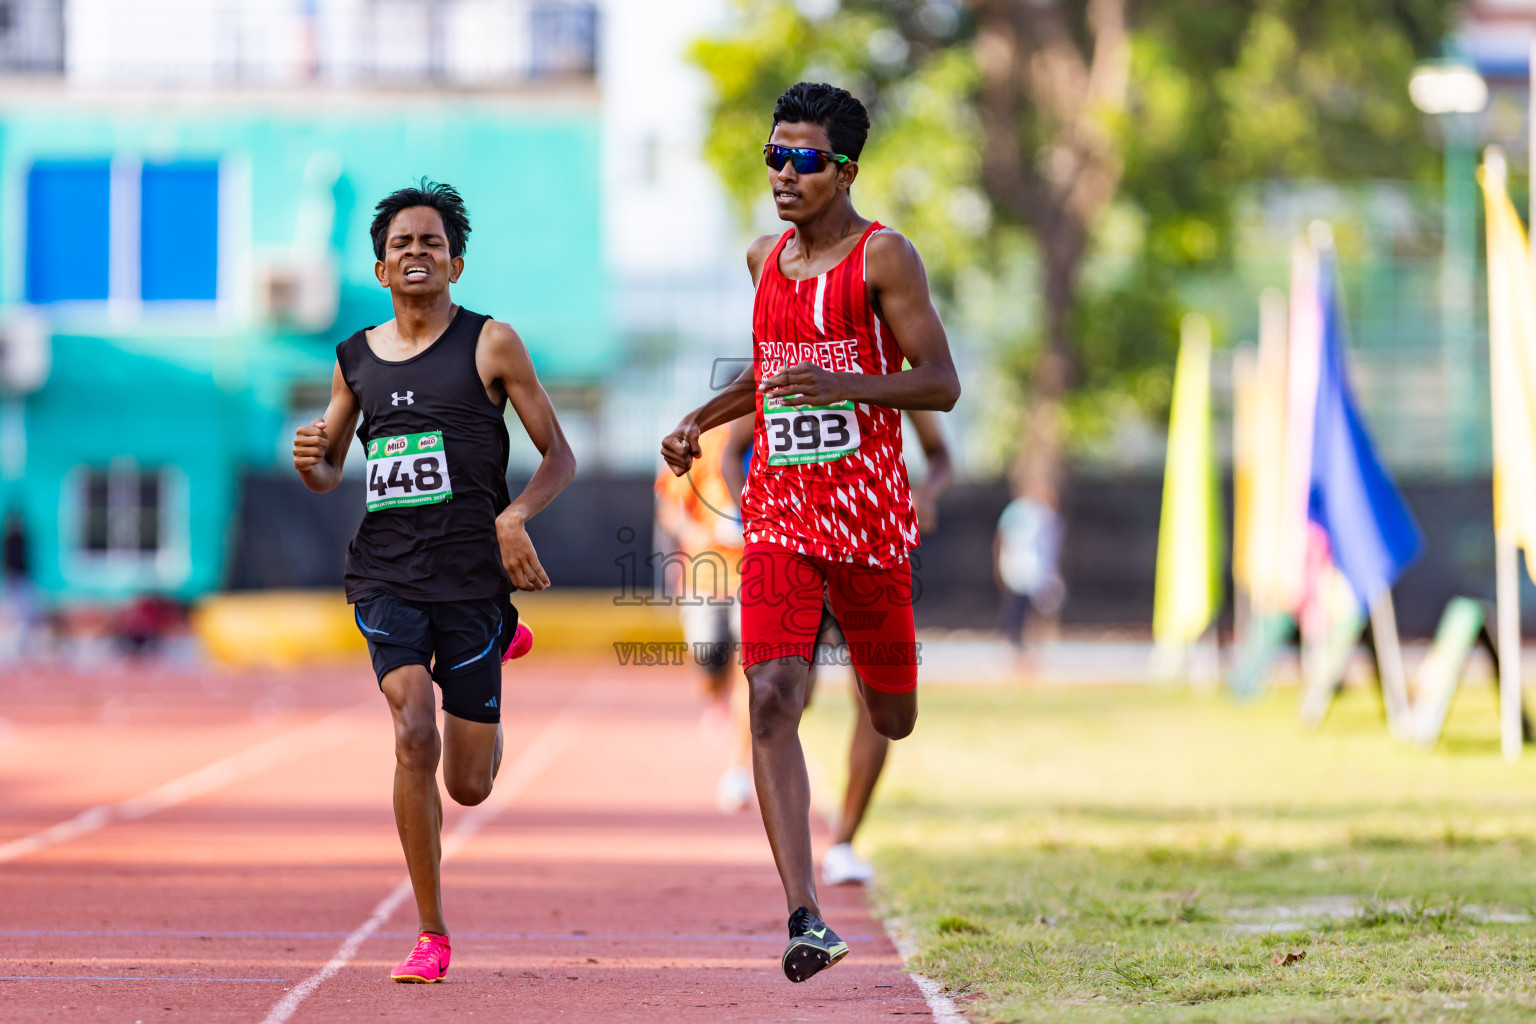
[[1271, 950, 1307, 966]]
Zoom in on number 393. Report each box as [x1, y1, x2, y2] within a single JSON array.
[[765, 407, 859, 466]]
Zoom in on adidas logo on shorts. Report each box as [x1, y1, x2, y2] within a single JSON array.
[[484, 696, 498, 709]]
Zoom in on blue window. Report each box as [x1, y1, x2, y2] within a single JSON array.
[[26, 161, 111, 303], [140, 162, 219, 301]]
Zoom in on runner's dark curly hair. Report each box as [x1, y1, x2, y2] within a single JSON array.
[[370, 178, 471, 260], [771, 82, 871, 161]]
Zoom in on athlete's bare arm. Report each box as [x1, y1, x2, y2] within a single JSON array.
[[760, 231, 960, 413], [292, 363, 362, 494], [720, 412, 755, 505], [907, 409, 953, 531], [659, 235, 783, 477], [477, 319, 578, 591]]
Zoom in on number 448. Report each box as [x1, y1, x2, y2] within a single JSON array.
[[369, 457, 444, 497]]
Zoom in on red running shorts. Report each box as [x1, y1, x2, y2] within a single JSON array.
[[738, 541, 918, 694]]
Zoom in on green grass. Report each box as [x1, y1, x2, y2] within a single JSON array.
[[800, 680, 1536, 1023]]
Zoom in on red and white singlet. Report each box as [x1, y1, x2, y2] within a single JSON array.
[[740, 222, 920, 568]]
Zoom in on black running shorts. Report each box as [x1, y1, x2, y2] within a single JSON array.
[[352, 592, 518, 724]]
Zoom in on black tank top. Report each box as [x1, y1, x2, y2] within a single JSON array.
[[337, 307, 513, 602]]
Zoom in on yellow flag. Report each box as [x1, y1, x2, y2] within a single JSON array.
[[1233, 290, 1290, 611], [1480, 148, 1536, 574], [1232, 346, 1258, 592], [1154, 314, 1223, 647]]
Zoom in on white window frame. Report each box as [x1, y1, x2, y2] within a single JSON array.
[[11, 155, 250, 331], [63, 460, 191, 590]]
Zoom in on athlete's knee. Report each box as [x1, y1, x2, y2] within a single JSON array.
[[445, 775, 492, 807], [746, 665, 805, 739], [394, 716, 440, 772], [864, 691, 916, 740], [869, 705, 916, 740]]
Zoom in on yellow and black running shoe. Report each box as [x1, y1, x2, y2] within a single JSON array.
[[781, 906, 849, 982]]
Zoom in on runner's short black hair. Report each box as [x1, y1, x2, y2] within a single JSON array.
[[370, 178, 471, 261], [771, 82, 871, 162]]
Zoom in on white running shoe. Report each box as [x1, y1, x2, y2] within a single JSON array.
[[715, 766, 753, 814], [822, 842, 875, 885]]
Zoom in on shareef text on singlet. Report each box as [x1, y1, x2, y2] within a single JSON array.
[[744, 222, 920, 567], [365, 431, 454, 512], [758, 337, 863, 467]]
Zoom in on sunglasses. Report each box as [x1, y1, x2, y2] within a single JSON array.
[[763, 144, 852, 174]]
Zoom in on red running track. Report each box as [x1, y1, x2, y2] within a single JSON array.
[[0, 658, 939, 1022]]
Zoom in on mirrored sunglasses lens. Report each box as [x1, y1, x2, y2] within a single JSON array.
[[765, 146, 825, 173], [789, 149, 823, 173]]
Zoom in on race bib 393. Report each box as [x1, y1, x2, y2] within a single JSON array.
[[762, 396, 861, 467]]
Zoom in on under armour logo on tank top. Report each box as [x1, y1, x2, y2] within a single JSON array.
[[742, 222, 920, 568]]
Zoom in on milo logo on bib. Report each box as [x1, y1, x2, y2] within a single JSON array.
[[365, 430, 454, 512]]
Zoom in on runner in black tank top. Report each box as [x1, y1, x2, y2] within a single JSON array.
[[338, 305, 513, 603], [291, 182, 576, 984]]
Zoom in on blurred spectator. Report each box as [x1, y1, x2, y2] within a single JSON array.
[[0, 509, 41, 659], [3, 509, 27, 586], [114, 594, 189, 657], [994, 491, 1064, 650]]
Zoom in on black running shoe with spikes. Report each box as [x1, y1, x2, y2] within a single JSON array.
[[781, 906, 849, 982]]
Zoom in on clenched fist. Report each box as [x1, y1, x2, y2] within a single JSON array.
[[293, 417, 330, 472], [660, 421, 702, 477]]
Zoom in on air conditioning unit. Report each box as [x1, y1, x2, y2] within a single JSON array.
[[0, 310, 49, 395], [255, 257, 339, 334]]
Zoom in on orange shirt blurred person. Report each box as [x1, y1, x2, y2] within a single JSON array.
[[654, 425, 745, 599]]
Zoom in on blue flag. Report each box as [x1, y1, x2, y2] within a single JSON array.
[[1307, 256, 1423, 606]]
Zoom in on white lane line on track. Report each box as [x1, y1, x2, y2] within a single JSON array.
[[883, 922, 970, 1024], [258, 684, 593, 1024], [0, 702, 371, 864], [802, 718, 966, 1021]]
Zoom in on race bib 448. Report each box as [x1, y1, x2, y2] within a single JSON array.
[[763, 396, 861, 467], [365, 431, 453, 512]]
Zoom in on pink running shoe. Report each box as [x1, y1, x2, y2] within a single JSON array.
[[391, 931, 451, 983], [501, 621, 534, 664]]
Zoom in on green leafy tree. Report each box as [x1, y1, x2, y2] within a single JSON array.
[[691, 0, 1455, 491]]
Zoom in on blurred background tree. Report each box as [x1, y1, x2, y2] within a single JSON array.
[[691, 0, 1457, 494]]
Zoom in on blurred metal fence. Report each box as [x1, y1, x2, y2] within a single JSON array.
[[0, 0, 63, 73], [61, 0, 597, 88]]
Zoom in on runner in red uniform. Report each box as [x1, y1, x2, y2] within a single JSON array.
[[660, 82, 960, 983]]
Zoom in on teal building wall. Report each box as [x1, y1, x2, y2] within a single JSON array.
[[0, 95, 612, 604]]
